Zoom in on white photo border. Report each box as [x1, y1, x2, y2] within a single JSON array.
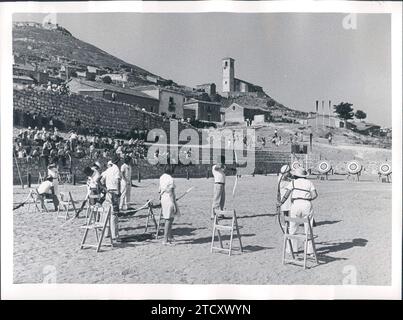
[[1, 1, 401, 300]]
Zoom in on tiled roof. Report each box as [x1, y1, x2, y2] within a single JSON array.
[[68, 79, 158, 100]]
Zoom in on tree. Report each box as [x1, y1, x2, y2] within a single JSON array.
[[355, 110, 367, 121], [333, 102, 354, 121], [102, 76, 112, 84]]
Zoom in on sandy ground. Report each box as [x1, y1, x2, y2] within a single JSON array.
[[12, 174, 391, 285]]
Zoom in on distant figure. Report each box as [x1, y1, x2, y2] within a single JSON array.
[[328, 133, 333, 145], [119, 156, 132, 211], [289, 134, 294, 144], [309, 132, 313, 150]]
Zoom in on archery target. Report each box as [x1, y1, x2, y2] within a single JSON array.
[[379, 163, 391, 175], [347, 161, 362, 174], [291, 161, 301, 170], [318, 161, 331, 174]]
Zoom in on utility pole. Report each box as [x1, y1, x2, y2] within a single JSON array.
[[328, 100, 331, 127]]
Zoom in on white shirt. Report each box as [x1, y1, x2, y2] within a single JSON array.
[[120, 163, 132, 182], [101, 164, 121, 190], [159, 173, 175, 194], [212, 165, 226, 183], [285, 178, 316, 200], [38, 180, 53, 194]]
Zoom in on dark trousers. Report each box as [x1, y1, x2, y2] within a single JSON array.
[[38, 193, 59, 211]]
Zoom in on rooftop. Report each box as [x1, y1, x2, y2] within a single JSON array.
[[184, 98, 221, 106], [133, 85, 184, 95], [227, 102, 270, 113], [67, 79, 158, 100]]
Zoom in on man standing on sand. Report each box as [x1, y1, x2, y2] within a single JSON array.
[[211, 155, 226, 219], [100, 156, 122, 241], [119, 156, 132, 211]]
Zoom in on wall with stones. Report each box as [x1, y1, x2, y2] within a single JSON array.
[[13, 88, 191, 137]]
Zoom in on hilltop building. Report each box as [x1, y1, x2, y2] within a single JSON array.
[[196, 83, 216, 96], [222, 57, 263, 97]]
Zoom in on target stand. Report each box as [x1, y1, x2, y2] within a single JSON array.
[[346, 161, 362, 182], [317, 161, 332, 181], [378, 163, 391, 183]]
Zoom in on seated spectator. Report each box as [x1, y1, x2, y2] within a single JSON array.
[[17, 146, 26, 159], [37, 176, 59, 211], [33, 130, 42, 145], [75, 145, 85, 158], [32, 147, 40, 159], [89, 143, 95, 159], [57, 147, 66, 167]]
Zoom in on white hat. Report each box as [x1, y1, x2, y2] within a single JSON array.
[[280, 164, 291, 174], [107, 160, 113, 166], [291, 167, 309, 178]]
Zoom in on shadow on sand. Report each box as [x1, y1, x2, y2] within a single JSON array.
[[316, 238, 368, 255], [314, 220, 342, 227], [238, 213, 277, 219], [179, 233, 256, 245]]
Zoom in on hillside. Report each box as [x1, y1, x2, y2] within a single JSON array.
[[13, 22, 160, 81], [12, 22, 295, 114]]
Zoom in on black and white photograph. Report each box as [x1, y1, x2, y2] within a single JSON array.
[[1, 1, 401, 300]]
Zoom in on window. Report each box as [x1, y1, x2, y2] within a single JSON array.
[[224, 61, 228, 68], [168, 96, 176, 112]]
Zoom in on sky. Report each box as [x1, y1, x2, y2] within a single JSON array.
[[13, 12, 391, 126]]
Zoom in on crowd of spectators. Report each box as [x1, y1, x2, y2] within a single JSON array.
[[13, 126, 148, 170]]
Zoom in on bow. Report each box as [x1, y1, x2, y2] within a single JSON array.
[[232, 148, 238, 198], [276, 173, 285, 234]]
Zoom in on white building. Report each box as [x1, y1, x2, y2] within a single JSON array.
[[134, 85, 185, 119]]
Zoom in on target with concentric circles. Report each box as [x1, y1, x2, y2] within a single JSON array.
[[347, 161, 362, 174], [318, 161, 331, 174], [379, 163, 391, 175]]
